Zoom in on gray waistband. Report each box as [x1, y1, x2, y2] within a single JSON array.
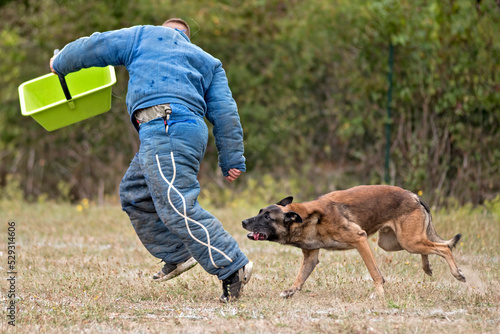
[[135, 104, 172, 124]]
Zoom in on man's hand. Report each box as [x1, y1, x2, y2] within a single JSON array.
[[49, 56, 57, 74], [225, 169, 242, 183]]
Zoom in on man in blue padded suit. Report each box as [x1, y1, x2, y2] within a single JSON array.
[[50, 18, 253, 302]]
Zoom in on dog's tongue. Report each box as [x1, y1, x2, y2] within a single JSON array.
[[247, 232, 264, 241]]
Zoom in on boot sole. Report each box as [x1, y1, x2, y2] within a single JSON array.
[[152, 257, 198, 282], [242, 261, 253, 284]]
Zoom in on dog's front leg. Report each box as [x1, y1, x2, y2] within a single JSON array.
[[281, 248, 320, 298], [354, 231, 385, 298]]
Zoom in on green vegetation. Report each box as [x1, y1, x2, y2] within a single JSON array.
[[1, 0, 499, 206], [1, 197, 498, 333]]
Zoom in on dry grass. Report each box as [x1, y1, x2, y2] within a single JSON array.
[[1, 198, 499, 333]]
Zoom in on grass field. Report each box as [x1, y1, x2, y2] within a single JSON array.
[[1, 197, 499, 333]]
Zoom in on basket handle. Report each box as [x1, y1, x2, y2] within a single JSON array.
[[54, 49, 73, 101]]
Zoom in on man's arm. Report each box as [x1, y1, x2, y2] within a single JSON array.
[[205, 63, 246, 180], [51, 27, 137, 76]]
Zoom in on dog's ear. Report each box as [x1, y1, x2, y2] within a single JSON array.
[[284, 211, 303, 224], [277, 196, 293, 206]]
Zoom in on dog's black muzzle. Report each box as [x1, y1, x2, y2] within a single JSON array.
[[242, 218, 268, 241]]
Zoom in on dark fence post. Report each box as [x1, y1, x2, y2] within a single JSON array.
[[384, 43, 394, 184]]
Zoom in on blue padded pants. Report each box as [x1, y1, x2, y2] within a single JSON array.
[[119, 115, 248, 280]]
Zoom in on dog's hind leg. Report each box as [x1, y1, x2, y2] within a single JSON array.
[[281, 249, 320, 298], [379, 227, 434, 278], [421, 255, 432, 276], [405, 239, 465, 282], [396, 210, 466, 282]]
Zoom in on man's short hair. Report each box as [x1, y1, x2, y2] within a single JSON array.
[[162, 18, 190, 38]]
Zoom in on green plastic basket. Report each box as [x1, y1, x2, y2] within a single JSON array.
[[19, 66, 116, 131]]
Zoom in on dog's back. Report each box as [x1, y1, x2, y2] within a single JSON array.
[[317, 185, 421, 236]]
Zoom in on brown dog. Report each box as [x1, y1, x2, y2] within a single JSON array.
[[242, 185, 465, 298]]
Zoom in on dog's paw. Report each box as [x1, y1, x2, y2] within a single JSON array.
[[423, 267, 433, 277], [455, 269, 466, 282], [280, 289, 296, 298]]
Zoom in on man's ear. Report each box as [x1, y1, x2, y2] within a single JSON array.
[[277, 196, 293, 206], [284, 211, 303, 224]]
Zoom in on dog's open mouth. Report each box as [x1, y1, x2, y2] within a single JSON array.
[[247, 232, 267, 241]]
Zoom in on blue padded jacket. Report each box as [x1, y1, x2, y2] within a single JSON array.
[[53, 25, 245, 175]]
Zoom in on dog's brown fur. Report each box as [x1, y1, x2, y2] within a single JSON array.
[[242, 185, 465, 298]]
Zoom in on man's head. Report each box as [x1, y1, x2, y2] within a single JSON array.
[[162, 18, 190, 38]]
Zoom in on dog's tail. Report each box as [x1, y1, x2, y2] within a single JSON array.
[[419, 197, 462, 249], [446, 233, 462, 249]]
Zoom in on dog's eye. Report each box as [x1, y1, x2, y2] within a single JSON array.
[[264, 212, 270, 220]]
